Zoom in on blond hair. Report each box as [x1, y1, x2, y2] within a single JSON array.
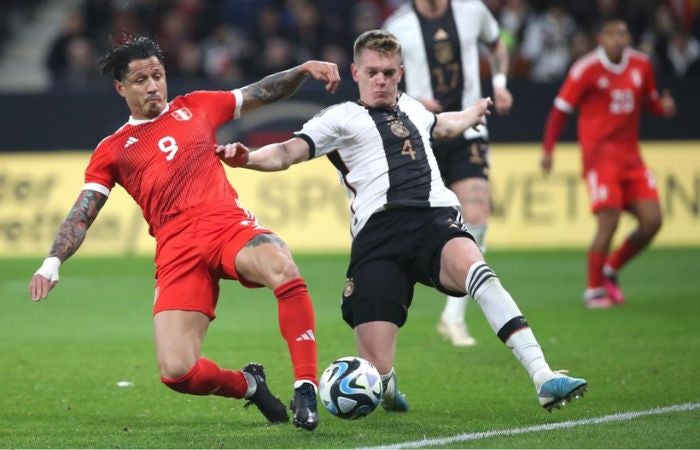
[[353, 29, 402, 63]]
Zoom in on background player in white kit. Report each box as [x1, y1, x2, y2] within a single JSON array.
[[217, 30, 586, 414], [384, 0, 513, 346]]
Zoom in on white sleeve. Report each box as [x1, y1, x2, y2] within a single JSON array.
[[478, 4, 500, 44], [403, 94, 436, 133], [294, 104, 344, 158]]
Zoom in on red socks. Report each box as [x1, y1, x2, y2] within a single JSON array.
[[587, 250, 607, 289], [161, 277, 317, 397], [274, 277, 317, 386], [161, 357, 248, 398], [606, 238, 644, 272]]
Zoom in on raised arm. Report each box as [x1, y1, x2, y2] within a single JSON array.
[[29, 189, 107, 301], [216, 137, 311, 172], [239, 61, 340, 115], [432, 97, 493, 140], [485, 39, 513, 115]]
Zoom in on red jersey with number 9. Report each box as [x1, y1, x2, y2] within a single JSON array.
[[554, 48, 660, 170], [84, 90, 241, 236]]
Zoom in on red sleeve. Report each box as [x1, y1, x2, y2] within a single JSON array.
[[642, 61, 664, 116], [555, 64, 589, 113], [542, 106, 569, 154], [84, 139, 116, 193], [182, 90, 238, 128]]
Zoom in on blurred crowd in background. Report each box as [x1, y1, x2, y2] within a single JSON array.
[[2, 0, 699, 92]]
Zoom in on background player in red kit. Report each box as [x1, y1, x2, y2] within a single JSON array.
[[541, 17, 676, 309], [28, 35, 340, 431]]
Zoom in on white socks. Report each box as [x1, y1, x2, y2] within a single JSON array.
[[506, 328, 552, 387], [466, 223, 488, 254], [466, 262, 553, 387], [465, 262, 520, 332], [441, 295, 468, 323], [440, 223, 486, 324]]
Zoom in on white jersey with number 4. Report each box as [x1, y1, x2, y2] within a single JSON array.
[[295, 93, 459, 237]]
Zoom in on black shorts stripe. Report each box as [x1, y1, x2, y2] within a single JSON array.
[[497, 316, 530, 343]]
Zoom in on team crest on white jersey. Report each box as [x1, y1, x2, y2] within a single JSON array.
[[171, 107, 192, 121], [390, 120, 410, 138], [597, 76, 610, 89], [631, 69, 642, 87]]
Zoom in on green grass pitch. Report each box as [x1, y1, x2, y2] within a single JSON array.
[[1, 248, 699, 448]]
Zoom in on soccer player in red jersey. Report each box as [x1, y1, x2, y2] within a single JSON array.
[[28, 35, 340, 431], [541, 17, 676, 308]]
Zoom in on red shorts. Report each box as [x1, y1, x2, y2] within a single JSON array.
[[152, 204, 271, 319], [584, 163, 659, 213]]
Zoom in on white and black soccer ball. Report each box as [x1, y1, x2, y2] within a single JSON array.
[[319, 356, 383, 419]]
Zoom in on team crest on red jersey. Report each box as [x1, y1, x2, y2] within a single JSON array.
[[172, 107, 193, 121], [631, 69, 642, 87]]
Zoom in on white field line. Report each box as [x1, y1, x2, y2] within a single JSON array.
[[359, 402, 700, 449]]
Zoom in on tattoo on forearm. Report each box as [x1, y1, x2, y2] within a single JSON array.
[[242, 67, 309, 109], [49, 190, 107, 261]]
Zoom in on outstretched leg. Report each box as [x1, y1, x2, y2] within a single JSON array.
[[154, 310, 289, 423], [439, 237, 587, 411]]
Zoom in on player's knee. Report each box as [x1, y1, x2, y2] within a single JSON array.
[[159, 359, 195, 381], [649, 215, 663, 235], [639, 215, 662, 240], [266, 255, 301, 288], [440, 238, 482, 291]]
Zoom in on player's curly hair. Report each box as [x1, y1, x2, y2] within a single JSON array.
[[98, 35, 164, 81], [353, 29, 402, 63]]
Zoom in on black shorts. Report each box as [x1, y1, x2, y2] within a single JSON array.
[[432, 136, 490, 185], [341, 207, 475, 329]]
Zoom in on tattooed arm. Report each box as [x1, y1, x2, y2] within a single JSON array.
[[239, 60, 340, 115], [29, 189, 108, 301]]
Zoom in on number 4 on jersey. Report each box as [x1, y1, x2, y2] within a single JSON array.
[[402, 139, 416, 160]]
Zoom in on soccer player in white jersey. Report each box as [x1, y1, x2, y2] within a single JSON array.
[[384, 0, 514, 347], [216, 30, 586, 413]]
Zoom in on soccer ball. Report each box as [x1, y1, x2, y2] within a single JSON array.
[[319, 356, 383, 419]]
